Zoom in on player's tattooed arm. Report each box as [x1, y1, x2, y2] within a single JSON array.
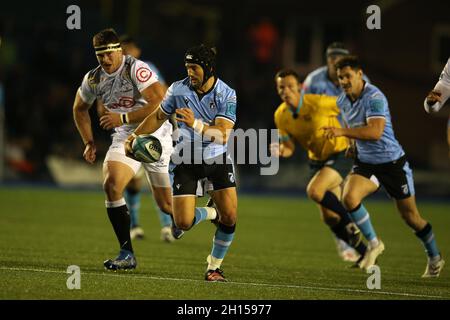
[[175, 108, 234, 144], [73, 91, 96, 164], [128, 82, 165, 123]]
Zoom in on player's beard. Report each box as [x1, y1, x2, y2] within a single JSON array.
[[190, 77, 202, 90]]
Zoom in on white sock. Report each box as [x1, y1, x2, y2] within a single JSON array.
[[430, 255, 441, 264], [207, 255, 223, 271], [369, 238, 380, 247], [204, 207, 217, 220]]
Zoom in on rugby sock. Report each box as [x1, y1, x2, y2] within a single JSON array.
[[157, 206, 172, 227], [330, 219, 367, 256], [348, 204, 379, 246], [208, 223, 235, 270], [320, 191, 348, 216], [192, 207, 217, 227], [322, 192, 367, 255], [124, 188, 141, 228], [106, 198, 133, 253], [415, 223, 440, 259]]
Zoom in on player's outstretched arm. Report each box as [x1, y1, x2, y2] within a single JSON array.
[[175, 108, 234, 145], [135, 107, 168, 135], [99, 82, 165, 130], [73, 91, 96, 164], [322, 118, 385, 141], [127, 82, 165, 123]]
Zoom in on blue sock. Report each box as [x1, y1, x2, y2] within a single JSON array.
[[125, 189, 141, 228], [192, 207, 209, 227], [348, 204, 377, 242], [211, 223, 235, 259], [415, 223, 440, 259], [157, 206, 172, 227]]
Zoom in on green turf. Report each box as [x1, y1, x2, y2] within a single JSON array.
[[0, 187, 449, 300]]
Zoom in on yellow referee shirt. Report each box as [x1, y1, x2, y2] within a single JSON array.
[[274, 93, 348, 161]]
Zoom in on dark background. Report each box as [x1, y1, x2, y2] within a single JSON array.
[[1, 0, 449, 195]]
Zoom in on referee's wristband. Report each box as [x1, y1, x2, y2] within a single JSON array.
[[120, 113, 130, 124], [193, 119, 204, 134]]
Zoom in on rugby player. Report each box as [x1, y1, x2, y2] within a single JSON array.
[[125, 44, 237, 282], [303, 42, 370, 261], [73, 28, 174, 270], [271, 69, 367, 265], [323, 56, 445, 277]]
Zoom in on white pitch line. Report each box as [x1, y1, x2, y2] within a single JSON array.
[[0, 266, 448, 299]]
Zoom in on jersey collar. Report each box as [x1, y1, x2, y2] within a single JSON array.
[[289, 89, 304, 118]]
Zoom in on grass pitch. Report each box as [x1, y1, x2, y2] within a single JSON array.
[[0, 187, 449, 300]]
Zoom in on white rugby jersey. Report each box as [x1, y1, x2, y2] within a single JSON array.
[[78, 54, 168, 135], [424, 57, 450, 113]]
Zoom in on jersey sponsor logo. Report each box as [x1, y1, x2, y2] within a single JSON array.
[[136, 67, 152, 82], [109, 97, 135, 109]]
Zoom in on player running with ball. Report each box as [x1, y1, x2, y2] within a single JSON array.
[[126, 44, 237, 282]]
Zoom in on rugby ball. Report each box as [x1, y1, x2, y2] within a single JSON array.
[[131, 134, 162, 163]]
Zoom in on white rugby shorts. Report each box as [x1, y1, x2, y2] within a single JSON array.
[[104, 122, 173, 176]]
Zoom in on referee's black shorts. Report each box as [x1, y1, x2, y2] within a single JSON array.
[[172, 154, 236, 196]]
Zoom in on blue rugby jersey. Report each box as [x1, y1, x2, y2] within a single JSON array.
[[160, 77, 237, 160], [337, 83, 404, 164]]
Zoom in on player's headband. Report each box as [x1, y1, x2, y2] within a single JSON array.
[[326, 48, 349, 57], [94, 43, 122, 54]]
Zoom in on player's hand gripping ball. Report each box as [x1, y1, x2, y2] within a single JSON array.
[[131, 134, 163, 163]]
